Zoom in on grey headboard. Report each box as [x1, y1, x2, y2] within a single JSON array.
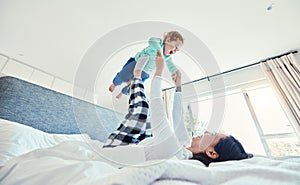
[[0, 76, 123, 142]]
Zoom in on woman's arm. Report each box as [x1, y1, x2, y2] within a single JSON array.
[[172, 71, 191, 146], [144, 51, 184, 160]]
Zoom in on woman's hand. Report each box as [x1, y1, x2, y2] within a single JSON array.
[[172, 70, 182, 87]]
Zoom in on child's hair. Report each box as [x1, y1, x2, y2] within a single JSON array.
[[163, 31, 184, 44]]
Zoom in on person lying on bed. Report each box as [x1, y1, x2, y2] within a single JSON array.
[[103, 51, 252, 167]]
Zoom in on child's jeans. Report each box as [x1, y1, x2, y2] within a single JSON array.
[[112, 57, 150, 95]]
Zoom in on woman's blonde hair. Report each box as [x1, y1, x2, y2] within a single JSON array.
[[163, 31, 184, 43]]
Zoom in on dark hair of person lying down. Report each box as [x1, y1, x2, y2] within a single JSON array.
[[190, 136, 253, 167]]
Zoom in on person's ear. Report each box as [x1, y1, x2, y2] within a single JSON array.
[[205, 147, 219, 159]]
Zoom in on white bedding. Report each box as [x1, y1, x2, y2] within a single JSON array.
[[1, 119, 300, 185], [0, 119, 89, 166]]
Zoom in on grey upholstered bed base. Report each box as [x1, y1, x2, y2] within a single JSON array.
[[0, 76, 123, 142]]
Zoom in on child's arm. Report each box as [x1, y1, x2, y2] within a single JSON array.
[[148, 37, 164, 57], [149, 37, 178, 76], [165, 57, 178, 75]]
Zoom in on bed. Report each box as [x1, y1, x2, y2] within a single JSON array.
[[0, 76, 300, 185]]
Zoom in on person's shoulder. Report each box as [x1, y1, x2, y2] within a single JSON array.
[[149, 37, 162, 41], [148, 37, 163, 45]]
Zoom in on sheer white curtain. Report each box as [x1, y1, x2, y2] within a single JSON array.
[[261, 53, 300, 137]]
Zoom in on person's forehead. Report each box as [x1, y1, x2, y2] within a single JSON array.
[[195, 132, 227, 143], [216, 133, 227, 140], [175, 40, 183, 45], [169, 39, 182, 44], [212, 134, 228, 146]]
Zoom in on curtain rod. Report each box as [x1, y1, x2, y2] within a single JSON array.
[[162, 50, 298, 91]]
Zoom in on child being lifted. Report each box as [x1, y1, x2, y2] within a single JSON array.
[[109, 31, 183, 98]]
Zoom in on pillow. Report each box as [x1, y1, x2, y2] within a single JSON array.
[[0, 119, 89, 166]]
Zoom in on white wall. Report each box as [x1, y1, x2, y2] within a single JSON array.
[[0, 54, 75, 98], [1, 51, 299, 112]]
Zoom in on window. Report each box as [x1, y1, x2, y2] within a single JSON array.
[[246, 86, 300, 157], [183, 85, 300, 157]]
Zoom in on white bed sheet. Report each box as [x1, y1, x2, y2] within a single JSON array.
[[0, 118, 89, 166], [0, 119, 300, 185]]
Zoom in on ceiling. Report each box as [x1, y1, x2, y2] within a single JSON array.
[[0, 0, 300, 91]]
